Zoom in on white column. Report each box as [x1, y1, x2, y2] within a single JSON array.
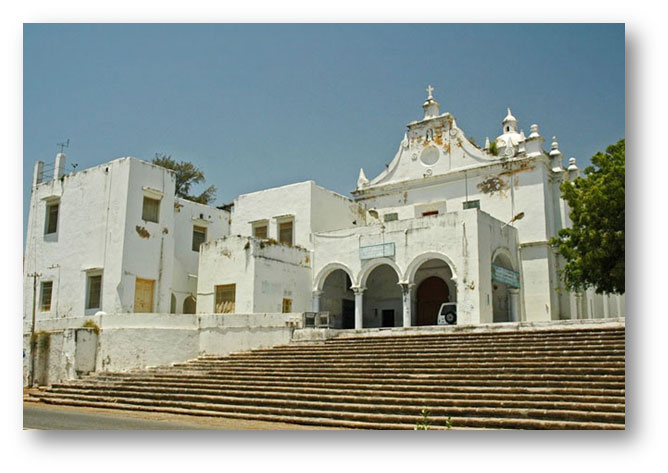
[[603, 293, 610, 319], [312, 290, 323, 313], [54, 153, 66, 180], [399, 283, 414, 328], [33, 161, 44, 187], [574, 291, 584, 319], [509, 288, 521, 322], [353, 287, 365, 330]]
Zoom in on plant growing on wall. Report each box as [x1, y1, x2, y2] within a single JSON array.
[[152, 154, 217, 205]]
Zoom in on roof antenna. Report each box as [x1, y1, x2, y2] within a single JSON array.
[[57, 139, 70, 154]]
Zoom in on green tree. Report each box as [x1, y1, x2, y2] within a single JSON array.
[[152, 154, 217, 205], [552, 139, 625, 294]]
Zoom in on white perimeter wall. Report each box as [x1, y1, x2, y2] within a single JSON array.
[[24, 312, 303, 386]]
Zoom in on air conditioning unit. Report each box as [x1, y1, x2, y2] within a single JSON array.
[[437, 302, 457, 325]]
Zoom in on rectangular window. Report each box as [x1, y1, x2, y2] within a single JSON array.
[[422, 210, 439, 217], [383, 213, 398, 222], [282, 298, 292, 313], [40, 281, 53, 312], [192, 225, 207, 251], [215, 284, 236, 313], [142, 196, 160, 223], [278, 220, 293, 246], [463, 200, 480, 210], [86, 274, 102, 310], [45, 202, 59, 234], [253, 224, 268, 239]]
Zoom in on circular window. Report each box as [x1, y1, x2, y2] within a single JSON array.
[[420, 146, 440, 166]]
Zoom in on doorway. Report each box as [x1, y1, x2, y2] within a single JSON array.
[[417, 276, 449, 326], [134, 278, 155, 313]]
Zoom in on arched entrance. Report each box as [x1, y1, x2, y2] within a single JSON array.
[[320, 269, 355, 329], [183, 296, 196, 314], [363, 264, 402, 328], [412, 257, 456, 326], [417, 276, 450, 326], [492, 252, 518, 323]]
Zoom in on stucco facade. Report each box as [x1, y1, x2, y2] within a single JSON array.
[[23, 156, 229, 324]]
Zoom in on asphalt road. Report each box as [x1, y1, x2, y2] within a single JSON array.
[[23, 404, 217, 430], [22, 403, 332, 430]]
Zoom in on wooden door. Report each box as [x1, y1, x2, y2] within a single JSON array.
[[417, 277, 449, 326], [134, 278, 155, 313]]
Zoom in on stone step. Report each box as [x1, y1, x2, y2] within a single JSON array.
[[36, 325, 625, 429], [297, 328, 625, 344], [253, 338, 626, 350], [41, 386, 626, 413], [119, 367, 627, 379], [84, 373, 625, 390], [188, 356, 626, 366], [56, 378, 624, 400], [226, 346, 625, 358], [38, 394, 625, 429], [52, 382, 625, 405], [174, 362, 625, 375]]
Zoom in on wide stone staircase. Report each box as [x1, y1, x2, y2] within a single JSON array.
[[32, 324, 625, 429]]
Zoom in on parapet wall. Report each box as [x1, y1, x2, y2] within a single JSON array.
[[23, 312, 303, 387]]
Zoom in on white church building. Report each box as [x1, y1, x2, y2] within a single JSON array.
[[24, 87, 625, 340]]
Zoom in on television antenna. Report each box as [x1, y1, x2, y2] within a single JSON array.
[[57, 139, 70, 154]]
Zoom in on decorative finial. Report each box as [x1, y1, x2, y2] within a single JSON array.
[[550, 136, 562, 158], [529, 124, 540, 138], [427, 85, 434, 99], [568, 157, 579, 171], [357, 168, 369, 188]]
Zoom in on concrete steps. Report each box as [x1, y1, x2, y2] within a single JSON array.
[[33, 324, 625, 430]]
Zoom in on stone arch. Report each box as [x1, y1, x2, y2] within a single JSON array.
[[358, 257, 403, 289], [362, 262, 403, 328], [404, 252, 458, 285], [491, 247, 517, 271], [183, 295, 196, 314], [314, 262, 356, 292]]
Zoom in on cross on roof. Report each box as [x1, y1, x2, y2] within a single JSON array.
[[426, 85, 434, 98]]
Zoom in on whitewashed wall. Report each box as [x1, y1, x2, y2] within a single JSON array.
[[197, 236, 312, 314], [171, 198, 230, 312], [24, 313, 303, 386], [230, 181, 363, 250]]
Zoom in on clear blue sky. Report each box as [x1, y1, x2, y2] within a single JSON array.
[[23, 24, 625, 241]]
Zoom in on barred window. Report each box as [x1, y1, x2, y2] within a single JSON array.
[[142, 196, 160, 223], [86, 274, 102, 310], [192, 225, 207, 251], [45, 202, 59, 234], [40, 281, 53, 312], [278, 220, 293, 246], [282, 298, 292, 313], [215, 284, 236, 313], [253, 224, 268, 239]]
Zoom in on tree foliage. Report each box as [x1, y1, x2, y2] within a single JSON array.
[[152, 154, 217, 205], [552, 139, 625, 294]]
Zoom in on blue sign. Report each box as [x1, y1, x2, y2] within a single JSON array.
[[491, 264, 520, 288], [360, 243, 395, 260]]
